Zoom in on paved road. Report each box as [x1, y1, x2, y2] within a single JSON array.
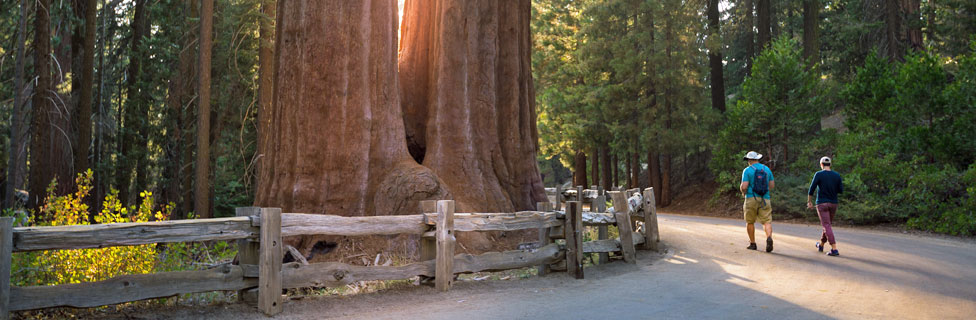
[[145, 213, 976, 320]]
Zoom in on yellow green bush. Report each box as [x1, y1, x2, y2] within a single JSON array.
[[12, 170, 172, 286]]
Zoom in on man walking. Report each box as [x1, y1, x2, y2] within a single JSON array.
[[740, 151, 775, 252], [808, 156, 843, 256]]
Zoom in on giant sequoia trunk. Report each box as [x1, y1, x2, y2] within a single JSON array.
[[257, 0, 545, 255], [256, 0, 448, 218], [399, 0, 546, 213]]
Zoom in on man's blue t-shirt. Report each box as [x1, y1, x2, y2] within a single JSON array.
[[741, 163, 774, 199], [808, 170, 843, 204]]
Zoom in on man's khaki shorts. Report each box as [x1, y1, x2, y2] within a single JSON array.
[[743, 197, 772, 224]]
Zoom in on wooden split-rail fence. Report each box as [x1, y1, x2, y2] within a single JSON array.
[[0, 188, 660, 318]]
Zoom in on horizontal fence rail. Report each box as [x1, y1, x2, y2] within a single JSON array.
[[12, 217, 257, 252], [10, 265, 254, 311], [1, 187, 661, 318]]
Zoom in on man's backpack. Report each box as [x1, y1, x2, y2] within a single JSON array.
[[752, 164, 769, 198]]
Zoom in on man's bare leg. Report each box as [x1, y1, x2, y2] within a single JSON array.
[[747, 223, 756, 243]]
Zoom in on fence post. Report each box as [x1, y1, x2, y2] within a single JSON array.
[[565, 201, 584, 279], [642, 188, 659, 251], [594, 195, 609, 264], [235, 207, 261, 304], [419, 200, 437, 262], [435, 200, 455, 291], [1, 217, 13, 320], [258, 207, 283, 315], [536, 202, 553, 276], [554, 185, 562, 211], [576, 185, 583, 202], [609, 192, 636, 263]]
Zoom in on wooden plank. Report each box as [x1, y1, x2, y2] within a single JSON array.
[[548, 225, 564, 240], [1, 217, 12, 320], [582, 211, 615, 225], [9, 265, 256, 311], [277, 262, 433, 288], [576, 185, 584, 202], [276, 213, 426, 237], [565, 201, 584, 279], [582, 236, 645, 253], [419, 200, 437, 263], [553, 210, 615, 226], [242, 243, 563, 288], [646, 188, 660, 243], [12, 217, 256, 252], [610, 192, 637, 263], [435, 200, 455, 291], [422, 211, 562, 231], [594, 195, 609, 264], [235, 207, 261, 303], [642, 188, 659, 251], [258, 208, 283, 315], [536, 202, 553, 276], [554, 185, 562, 211], [452, 243, 562, 273]]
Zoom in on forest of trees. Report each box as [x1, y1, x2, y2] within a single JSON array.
[[532, 0, 976, 234], [0, 0, 267, 220], [0, 0, 974, 235]]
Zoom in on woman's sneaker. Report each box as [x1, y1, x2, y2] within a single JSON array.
[[747, 243, 757, 250], [827, 249, 840, 256], [815, 242, 824, 252]]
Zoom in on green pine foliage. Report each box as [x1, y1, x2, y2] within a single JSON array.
[[839, 47, 976, 234], [712, 36, 822, 196]]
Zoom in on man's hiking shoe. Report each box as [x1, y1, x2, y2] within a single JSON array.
[[746, 243, 757, 250], [815, 242, 824, 252], [827, 249, 840, 256], [766, 237, 774, 252]]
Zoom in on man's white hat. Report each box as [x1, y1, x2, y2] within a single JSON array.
[[743, 151, 763, 160], [820, 156, 832, 165]]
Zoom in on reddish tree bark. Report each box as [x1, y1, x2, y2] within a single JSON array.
[[611, 154, 618, 188], [257, 0, 545, 254], [802, 0, 820, 66], [903, 0, 923, 52], [707, 0, 726, 113], [625, 154, 632, 188], [256, 0, 447, 218], [73, 0, 97, 175], [885, 0, 902, 61], [647, 150, 661, 205], [399, 0, 546, 212], [590, 148, 599, 189], [5, 0, 28, 209], [196, 0, 213, 218], [757, 0, 771, 50], [631, 150, 640, 189], [573, 150, 588, 188], [30, 0, 74, 209], [600, 147, 611, 190], [255, 0, 275, 186], [745, 0, 755, 73]]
